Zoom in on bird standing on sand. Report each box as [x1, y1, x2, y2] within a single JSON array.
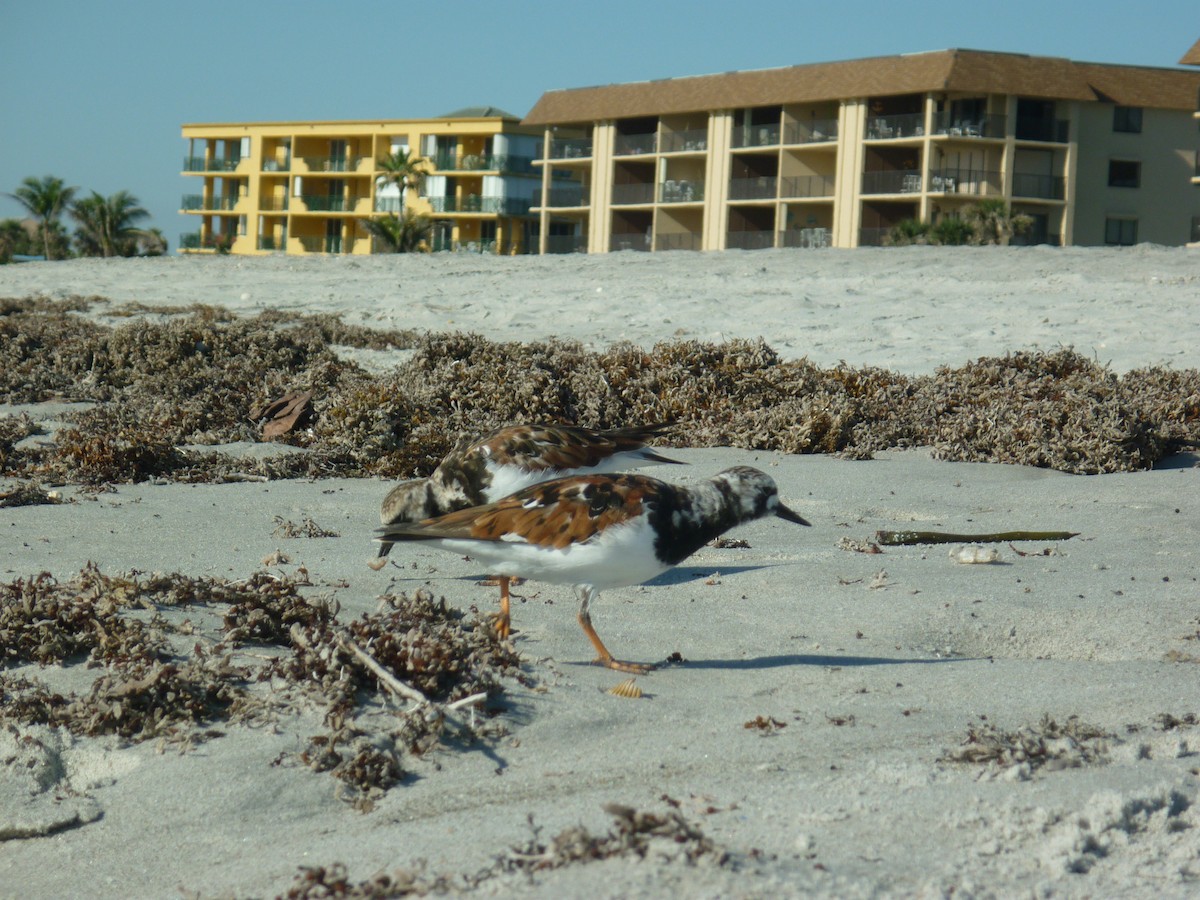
[[376, 466, 809, 673], [369, 423, 683, 635]]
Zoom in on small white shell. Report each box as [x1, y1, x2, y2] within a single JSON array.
[[950, 544, 1001, 564]]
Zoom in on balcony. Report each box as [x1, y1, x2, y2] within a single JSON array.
[[781, 227, 832, 249], [432, 153, 535, 174], [732, 124, 781, 149], [541, 234, 588, 253], [549, 138, 593, 159], [262, 158, 291, 172], [179, 232, 202, 249], [780, 175, 834, 198], [297, 235, 352, 254], [611, 183, 656, 205], [866, 113, 924, 140], [257, 235, 286, 251], [259, 197, 289, 212], [933, 112, 1006, 139], [928, 169, 1002, 195], [426, 195, 533, 215], [729, 176, 777, 201], [301, 195, 360, 212], [659, 129, 707, 153], [615, 133, 656, 155], [1015, 117, 1069, 143], [610, 233, 651, 251], [862, 170, 923, 194], [180, 194, 240, 212], [783, 119, 839, 144], [655, 233, 702, 251], [726, 230, 776, 250], [301, 155, 362, 173], [1011, 172, 1065, 200], [659, 180, 703, 203], [858, 227, 890, 247], [545, 187, 590, 207], [183, 155, 243, 172]]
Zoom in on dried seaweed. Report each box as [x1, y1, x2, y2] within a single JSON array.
[[3, 302, 1198, 483], [0, 567, 522, 795], [941, 714, 1114, 774]]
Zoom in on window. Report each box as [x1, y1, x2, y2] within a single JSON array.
[[1104, 217, 1137, 246], [1113, 106, 1143, 133], [1108, 160, 1141, 188]]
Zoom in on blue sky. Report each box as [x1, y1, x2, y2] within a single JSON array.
[[2, 0, 1196, 251]]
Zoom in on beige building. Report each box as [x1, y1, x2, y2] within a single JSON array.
[[523, 49, 1200, 252], [180, 109, 550, 255], [1182, 37, 1200, 241]]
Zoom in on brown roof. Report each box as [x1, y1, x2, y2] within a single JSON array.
[[1181, 38, 1200, 66], [524, 49, 1200, 125]]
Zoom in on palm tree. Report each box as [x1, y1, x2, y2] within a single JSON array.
[[363, 209, 432, 253], [966, 199, 1033, 246], [70, 190, 150, 257], [375, 147, 429, 212], [6, 175, 77, 260]]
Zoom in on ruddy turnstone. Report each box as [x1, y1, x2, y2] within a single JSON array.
[[369, 423, 682, 634], [376, 466, 809, 673]]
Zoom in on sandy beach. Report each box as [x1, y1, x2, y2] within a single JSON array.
[[1, 246, 1198, 898]]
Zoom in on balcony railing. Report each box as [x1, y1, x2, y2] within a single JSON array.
[[783, 119, 839, 144], [301, 195, 360, 212], [726, 230, 776, 250], [432, 153, 535, 173], [297, 235, 351, 254], [659, 180, 703, 203], [180, 194, 240, 211], [615, 133, 656, 155], [732, 124, 781, 148], [257, 235, 286, 251], [933, 112, 1007, 139], [928, 169, 1002, 195], [729, 176, 777, 201], [301, 155, 362, 172], [858, 227, 891, 247], [426, 195, 533, 215], [183, 155, 243, 172], [780, 175, 835, 198], [545, 187, 590, 207], [1011, 172, 1065, 200], [610, 233, 652, 251], [866, 113, 924, 139], [781, 227, 832, 249], [862, 170, 924, 194], [262, 158, 291, 172], [179, 232, 202, 249], [659, 129, 708, 153], [655, 233, 702, 251], [611, 182, 656, 205], [541, 234, 589, 253], [549, 138, 593, 159], [1015, 117, 1069, 143]]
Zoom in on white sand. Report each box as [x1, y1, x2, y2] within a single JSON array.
[[1, 247, 1199, 898]]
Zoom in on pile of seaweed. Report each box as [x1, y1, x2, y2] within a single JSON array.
[[0, 564, 522, 804], [2, 295, 1198, 486]]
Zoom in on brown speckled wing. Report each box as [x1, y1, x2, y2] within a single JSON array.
[[392, 473, 658, 549], [478, 423, 675, 472]]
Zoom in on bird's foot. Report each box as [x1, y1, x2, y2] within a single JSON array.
[[366, 556, 389, 571], [594, 656, 656, 675], [490, 611, 512, 640]]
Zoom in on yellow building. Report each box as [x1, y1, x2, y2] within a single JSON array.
[[523, 49, 1200, 252], [179, 108, 549, 255]]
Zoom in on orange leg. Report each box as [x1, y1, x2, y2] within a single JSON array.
[[491, 576, 512, 639], [576, 587, 654, 674]]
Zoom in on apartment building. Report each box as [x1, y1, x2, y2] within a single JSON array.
[[523, 49, 1200, 253], [179, 109, 547, 255]]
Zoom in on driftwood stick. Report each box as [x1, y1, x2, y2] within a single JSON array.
[[875, 530, 1079, 546], [337, 635, 430, 707]]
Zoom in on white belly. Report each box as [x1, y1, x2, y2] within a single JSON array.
[[422, 517, 668, 590]]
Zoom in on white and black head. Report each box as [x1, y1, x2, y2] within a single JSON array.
[[712, 466, 810, 526]]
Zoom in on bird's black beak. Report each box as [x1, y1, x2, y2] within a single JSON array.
[[776, 503, 811, 526]]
